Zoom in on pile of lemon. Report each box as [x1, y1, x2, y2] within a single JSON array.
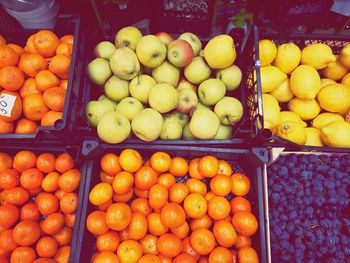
[[257, 39, 350, 148]]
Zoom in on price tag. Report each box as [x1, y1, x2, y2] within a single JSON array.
[[0, 93, 17, 118]]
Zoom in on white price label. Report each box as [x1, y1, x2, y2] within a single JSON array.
[[0, 93, 16, 118]]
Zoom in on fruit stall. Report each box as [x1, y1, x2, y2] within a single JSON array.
[[0, 0, 350, 262]]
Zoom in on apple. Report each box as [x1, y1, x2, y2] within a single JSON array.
[[148, 83, 178, 113], [176, 88, 198, 114], [184, 57, 211, 84], [109, 47, 140, 80], [98, 95, 118, 108], [198, 78, 226, 106], [94, 41, 116, 60], [177, 79, 196, 92], [214, 96, 243, 125], [155, 32, 174, 46], [216, 65, 242, 91], [214, 125, 232, 139], [115, 26, 142, 50], [160, 114, 183, 139], [172, 111, 189, 127], [136, 35, 167, 68], [179, 32, 202, 56], [129, 75, 156, 104], [104, 76, 129, 102], [189, 108, 220, 139], [115, 97, 144, 121], [85, 100, 115, 127], [88, 58, 112, 85], [183, 123, 195, 140], [131, 108, 163, 141], [167, 39, 194, 67], [97, 111, 131, 144], [152, 61, 180, 87]]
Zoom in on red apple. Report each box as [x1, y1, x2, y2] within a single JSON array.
[[155, 32, 174, 46], [177, 79, 197, 92], [177, 88, 198, 114], [167, 39, 194, 67]]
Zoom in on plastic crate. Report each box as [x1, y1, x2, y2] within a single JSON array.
[[0, 14, 83, 140], [72, 140, 269, 262], [0, 141, 84, 262], [248, 26, 350, 152], [74, 26, 256, 146]]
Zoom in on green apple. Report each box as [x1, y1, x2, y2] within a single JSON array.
[[216, 65, 242, 91], [198, 78, 226, 106], [155, 32, 174, 46], [104, 76, 129, 102], [88, 58, 112, 85], [179, 32, 202, 56], [129, 75, 156, 104], [97, 111, 131, 144], [184, 57, 211, 84], [131, 108, 163, 141], [148, 83, 178, 113], [115, 26, 142, 50], [136, 35, 166, 68], [167, 39, 194, 67], [177, 88, 198, 114], [183, 123, 196, 140], [160, 114, 183, 139], [173, 111, 189, 127], [109, 47, 140, 80], [189, 108, 220, 139], [85, 100, 115, 127], [115, 97, 144, 121], [214, 125, 232, 139], [177, 79, 196, 92], [214, 96, 243, 125], [94, 41, 116, 60], [98, 95, 118, 108], [152, 61, 180, 87]]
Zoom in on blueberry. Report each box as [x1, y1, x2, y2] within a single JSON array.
[[289, 211, 297, 220], [274, 225, 282, 236], [281, 240, 289, 249], [272, 184, 282, 192], [280, 166, 289, 177], [331, 159, 341, 169], [287, 223, 295, 233], [320, 245, 328, 254], [305, 206, 313, 215], [268, 178, 274, 186], [271, 192, 280, 203]]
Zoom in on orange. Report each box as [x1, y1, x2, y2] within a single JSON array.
[[32, 259, 56, 263], [230, 196, 252, 214], [157, 233, 182, 257], [112, 171, 134, 194], [182, 237, 201, 260], [113, 189, 133, 203], [56, 42, 73, 56], [173, 253, 196, 263], [138, 254, 161, 263], [36, 236, 58, 258], [1, 187, 29, 206], [147, 213, 168, 236], [98, 199, 113, 211], [186, 178, 207, 195], [218, 160, 232, 176], [15, 118, 38, 134], [184, 193, 207, 219], [43, 86, 66, 111], [126, 212, 147, 240], [40, 212, 65, 235], [28, 187, 41, 196], [0, 229, 17, 253], [0, 45, 18, 69], [238, 246, 259, 263], [40, 111, 62, 126], [190, 214, 212, 230], [65, 213, 75, 228], [96, 231, 120, 252], [232, 211, 258, 237], [60, 192, 78, 213], [204, 191, 215, 202], [55, 152, 74, 173], [19, 202, 40, 221], [0, 119, 14, 133], [0, 66, 24, 91], [19, 78, 41, 98], [140, 234, 158, 254], [0, 35, 5, 45], [134, 188, 148, 198], [208, 247, 232, 263], [117, 240, 142, 263], [199, 156, 219, 178], [60, 79, 68, 90], [105, 203, 132, 231], [86, 211, 109, 235], [58, 168, 81, 192], [10, 247, 36, 263], [33, 30, 59, 58], [169, 183, 189, 203], [209, 174, 232, 196], [60, 35, 74, 45], [157, 172, 175, 189], [213, 220, 237, 247], [49, 54, 71, 79], [34, 70, 59, 92], [92, 251, 119, 263], [12, 219, 40, 246], [231, 173, 251, 196], [18, 53, 47, 78], [135, 166, 158, 191], [148, 184, 168, 210], [100, 153, 122, 176], [7, 44, 24, 56], [99, 171, 114, 184], [169, 157, 188, 177], [235, 235, 251, 249], [20, 168, 44, 190], [119, 229, 129, 241], [89, 182, 113, 206], [131, 198, 152, 216], [24, 34, 38, 54], [0, 90, 22, 122], [0, 153, 12, 172], [36, 192, 59, 215], [160, 203, 185, 228], [189, 158, 204, 179], [208, 196, 230, 220], [13, 150, 36, 172], [55, 246, 70, 263], [0, 204, 19, 228], [159, 254, 172, 263], [171, 221, 189, 239], [37, 153, 56, 174], [119, 149, 142, 173], [150, 151, 171, 173], [52, 226, 72, 246], [190, 229, 215, 255], [23, 94, 49, 121], [0, 168, 19, 190]]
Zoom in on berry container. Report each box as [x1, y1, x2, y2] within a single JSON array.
[[72, 140, 269, 262]]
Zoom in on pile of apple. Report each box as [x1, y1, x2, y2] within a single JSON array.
[[86, 26, 243, 144]]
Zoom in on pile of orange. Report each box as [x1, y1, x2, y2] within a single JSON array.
[[0, 150, 80, 263], [87, 149, 259, 263], [0, 31, 73, 134]]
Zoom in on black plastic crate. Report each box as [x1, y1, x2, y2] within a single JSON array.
[[0, 14, 83, 140], [0, 141, 84, 262], [74, 26, 256, 146], [72, 140, 269, 262], [248, 26, 350, 152]]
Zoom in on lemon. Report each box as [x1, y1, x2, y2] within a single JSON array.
[[301, 43, 336, 70], [290, 65, 321, 99], [204, 34, 236, 69], [257, 66, 287, 93], [288, 98, 321, 120], [274, 43, 301, 73], [317, 83, 350, 113], [339, 107, 350, 117], [341, 72, 350, 86], [321, 121, 350, 147], [321, 78, 336, 88], [279, 111, 307, 127], [305, 127, 324, 146], [312, 113, 344, 129], [270, 79, 294, 103], [259, 39, 277, 67], [262, 94, 280, 129], [340, 43, 350, 68], [322, 56, 348, 81], [276, 121, 307, 145]]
